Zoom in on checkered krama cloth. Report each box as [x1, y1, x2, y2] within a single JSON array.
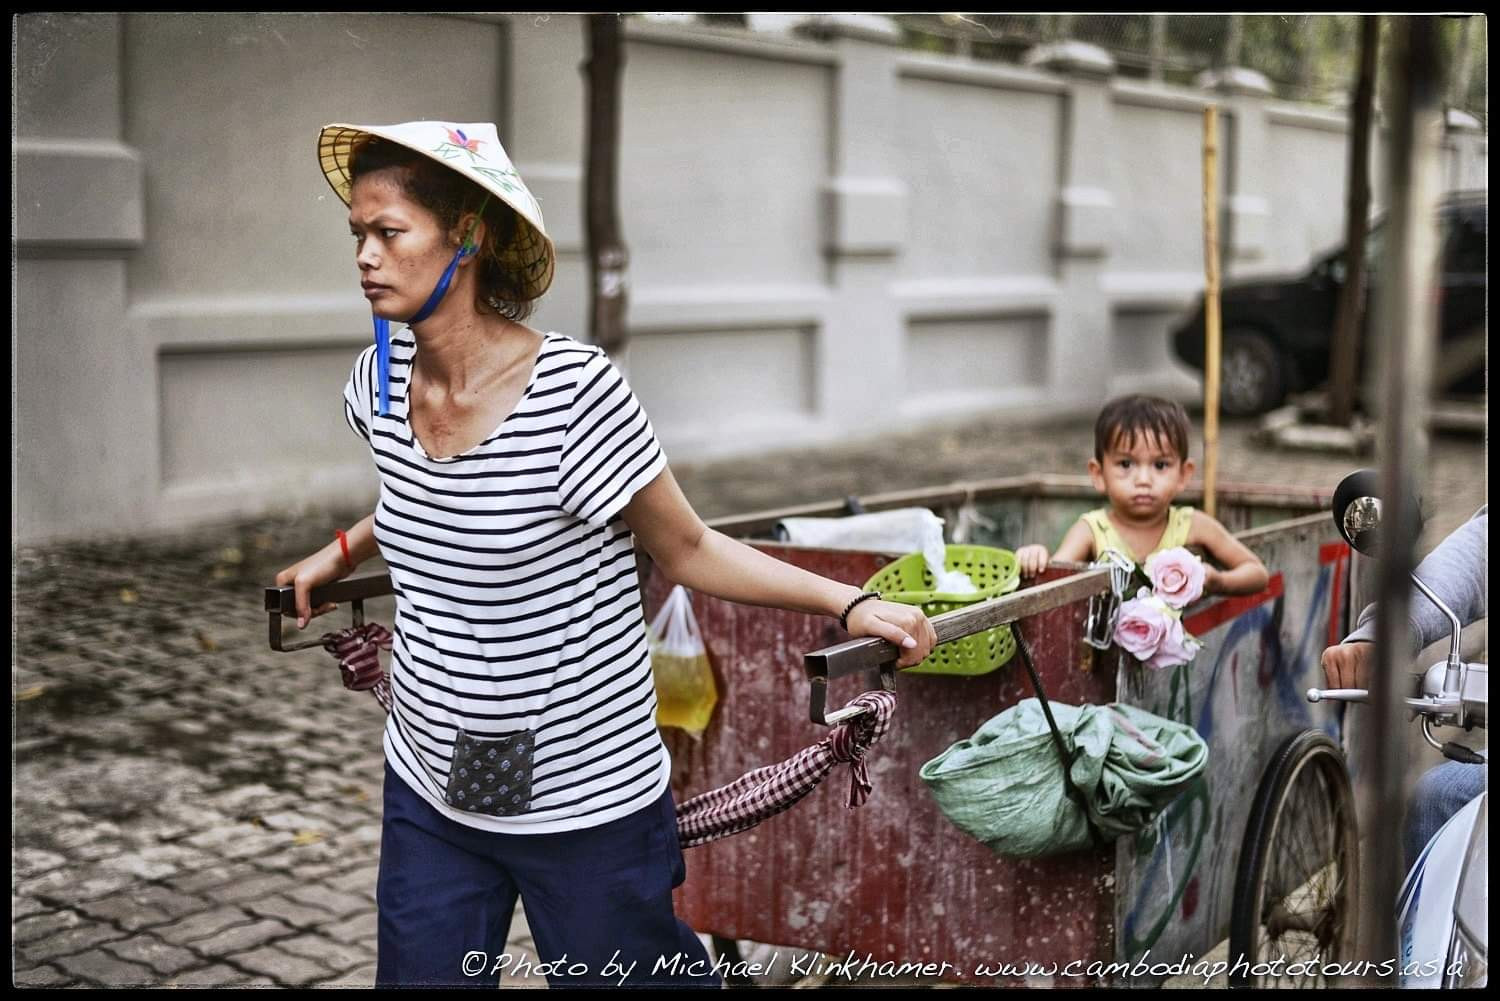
[[675, 690, 897, 849], [323, 622, 393, 712]]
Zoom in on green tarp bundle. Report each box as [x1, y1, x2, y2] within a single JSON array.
[[919, 699, 1209, 859]]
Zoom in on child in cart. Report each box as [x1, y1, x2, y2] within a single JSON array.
[[1015, 394, 1270, 596]]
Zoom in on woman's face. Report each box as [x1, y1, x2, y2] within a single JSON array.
[[348, 169, 456, 320]]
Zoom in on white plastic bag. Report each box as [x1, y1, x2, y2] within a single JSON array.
[[775, 508, 976, 594], [647, 585, 719, 739]]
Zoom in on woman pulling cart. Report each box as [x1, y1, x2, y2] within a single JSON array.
[[275, 120, 936, 988]]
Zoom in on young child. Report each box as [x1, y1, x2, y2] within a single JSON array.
[[1015, 395, 1270, 597]]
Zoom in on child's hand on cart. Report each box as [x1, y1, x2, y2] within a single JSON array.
[[1015, 544, 1050, 578], [845, 599, 938, 669]]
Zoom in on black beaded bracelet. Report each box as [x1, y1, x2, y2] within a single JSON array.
[[840, 591, 882, 631]]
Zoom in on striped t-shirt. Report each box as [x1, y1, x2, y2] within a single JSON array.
[[343, 328, 671, 834]]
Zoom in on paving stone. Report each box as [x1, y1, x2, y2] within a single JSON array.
[[14, 963, 77, 987], [54, 950, 158, 987], [66, 840, 136, 864], [289, 860, 346, 882], [14, 892, 49, 920], [154, 803, 235, 835], [126, 841, 221, 873], [93, 851, 180, 882], [257, 810, 327, 832], [210, 783, 284, 812], [15, 846, 68, 879], [77, 896, 175, 932], [168, 861, 262, 894], [244, 893, 339, 929], [284, 883, 370, 918], [193, 918, 294, 956], [153, 905, 255, 945], [320, 909, 378, 946], [184, 823, 287, 860], [203, 870, 298, 905], [164, 964, 253, 987], [89, 882, 211, 922], [510, 901, 532, 942], [316, 960, 377, 988], [327, 865, 379, 900], [14, 908, 83, 945], [18, 865, 138, 903], [101, 933, 203, 976], [228, 944, 332, 985], [274, 933, 374, 974], [18, 920, 128, 963]]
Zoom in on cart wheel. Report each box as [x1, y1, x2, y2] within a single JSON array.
[[710, 936, 753, 988], [1229, 730, 1359, 988]]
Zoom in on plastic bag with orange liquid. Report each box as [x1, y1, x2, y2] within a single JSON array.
[[647, 585, 718, 740]]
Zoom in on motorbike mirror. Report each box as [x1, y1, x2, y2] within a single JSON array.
[[1332, 468, 1383, 556]]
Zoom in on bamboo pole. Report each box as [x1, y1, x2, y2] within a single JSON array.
[[1202, 106, 1221, 519]]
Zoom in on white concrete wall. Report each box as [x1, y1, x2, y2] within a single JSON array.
[[14, 12, 1489, 544]]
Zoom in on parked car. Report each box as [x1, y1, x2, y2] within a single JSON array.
[[1170, 191, 1487, 416]]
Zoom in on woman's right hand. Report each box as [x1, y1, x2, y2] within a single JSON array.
[[275, 544, 350, 629], [1015, 544, 1050, 578]]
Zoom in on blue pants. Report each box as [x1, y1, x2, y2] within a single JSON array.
[[1404, 760, 1486, 870], [376, 764, 720, 988]]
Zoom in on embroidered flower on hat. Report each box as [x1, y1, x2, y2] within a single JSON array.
[[443, 126, 482, 154]]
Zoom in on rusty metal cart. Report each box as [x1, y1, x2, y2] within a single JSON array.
[[265, 474, 1360, 987]]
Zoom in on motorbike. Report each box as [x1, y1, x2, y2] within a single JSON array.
[[1306, 469, 1487, 988]]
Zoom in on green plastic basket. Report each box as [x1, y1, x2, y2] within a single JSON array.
[[863, 545, 1021, 676]]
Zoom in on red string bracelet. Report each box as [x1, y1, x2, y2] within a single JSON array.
[[335, 529, 355, 571]]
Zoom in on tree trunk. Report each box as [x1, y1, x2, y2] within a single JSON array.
[[1223, 14, 1244, 68], [1450, 15, 1475, 110], [1149, 14, 1167, 82], [584, 14, 629, 358], [1327, 15, 1380, 426]]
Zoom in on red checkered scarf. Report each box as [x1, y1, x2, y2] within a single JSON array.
[[675, 690, 896, 849], [322, 623, 393, 712], [320, 630, 895, 848]]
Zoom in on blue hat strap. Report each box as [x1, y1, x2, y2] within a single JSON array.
[[405, 194, 492, 326], [374, 316, 392, 415], [370, 194, 492, 416]]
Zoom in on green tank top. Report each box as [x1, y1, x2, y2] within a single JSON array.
[[1081, 505, 1195, 565]]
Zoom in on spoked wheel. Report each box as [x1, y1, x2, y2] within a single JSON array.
[[1229, 730, 1360, 988]]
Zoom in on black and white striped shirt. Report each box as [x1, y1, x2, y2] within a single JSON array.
[[344, 329, 670, 833]]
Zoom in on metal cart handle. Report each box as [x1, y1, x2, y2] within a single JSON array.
[[263, 572, 394, 652], [265, 568, 1114, 728], [803, 569, 1112, 725]]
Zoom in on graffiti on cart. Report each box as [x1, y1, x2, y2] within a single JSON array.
[[1123, 548, 1347, 957]]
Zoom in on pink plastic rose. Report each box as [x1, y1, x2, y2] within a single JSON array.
[[1145, 547, 1207, 609], [1145, 614, 1202, 670], [1115, 589, 1173, 660]]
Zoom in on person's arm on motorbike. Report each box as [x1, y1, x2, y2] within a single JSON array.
[[1321, 506, 1487, 688], [275, 513, 378, 628]]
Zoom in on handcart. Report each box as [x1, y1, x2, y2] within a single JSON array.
[[264, 474, 1360, 987]]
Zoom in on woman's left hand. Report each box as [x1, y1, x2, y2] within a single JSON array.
[[846, 600, 938, 669]]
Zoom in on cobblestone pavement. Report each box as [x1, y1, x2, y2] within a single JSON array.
[[12, 414, 1485, 987]]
